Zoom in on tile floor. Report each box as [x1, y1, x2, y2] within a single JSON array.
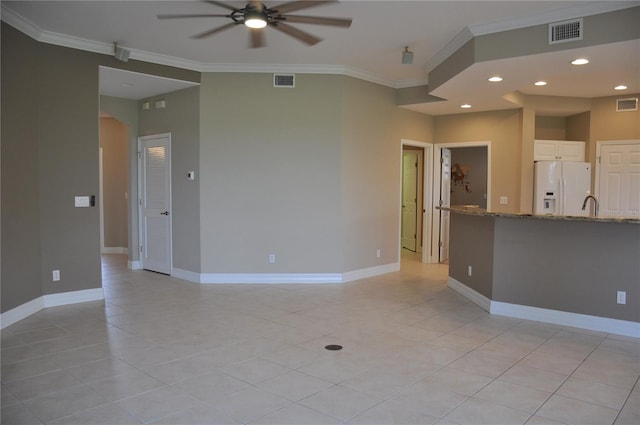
[[1, 253, 638, 425]]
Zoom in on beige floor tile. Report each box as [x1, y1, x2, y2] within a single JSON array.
[[557, 377, 631, 409], [115, 386, 201, 423], [66, 356, 139, 383], [150, 404, 241, 424], [348, 397, 440, 425], [518, 348, 583, 375], [537, 394, 619, 425], [250, 403, 342, 425], [447, 350, 516, 378], [298, 385, 382, 421], [85, 369, 165, 402], [220, 357, 292, 385], [424, 367, 493, 396], [212, 386, 293, 423], [256, 370, 333, 401], [3, 369, 83, 401], [259, 345, 326, 369], [499, 364, 569, 393], [0, 403, 45, 425], [23, 384, 108, 422], [445, 397, 531, 425], [47, 403, 142, 425], [170, 371, 250, 404], [474, 380, 551, 413], [524, 414, 568, 424], [395, 380, 468, 418]]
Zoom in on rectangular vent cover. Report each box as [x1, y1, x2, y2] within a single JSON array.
[[274, 74, 295, 88], [617, 97, 638, 112], [549, 18, 583, 44]]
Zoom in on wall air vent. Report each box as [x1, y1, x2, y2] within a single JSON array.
[[549, 18, 583, 44], [616, 97, 638, 112], [274, 74, 295, 88]]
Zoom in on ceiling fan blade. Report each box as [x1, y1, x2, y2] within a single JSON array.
[[203, 1, 238, 11], [281, 15, 351, 27], [157, 14, 229, 19], [191, 22, 238, 39], [271, 1, 336, 14], [272, 22, 322, 45], [249, 28, 265, 48]]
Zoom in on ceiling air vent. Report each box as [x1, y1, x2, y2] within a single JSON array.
[[617, 98, 638, 112], [549, 18, 583, 44], [274, 74, 295, 88]]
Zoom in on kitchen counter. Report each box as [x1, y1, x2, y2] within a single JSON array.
[[440, 205, 640, 224], [443, 207, 640, 337]]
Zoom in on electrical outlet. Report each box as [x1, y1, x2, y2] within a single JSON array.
[[268, 254, 276, 264], [468, 265, 472, 276], [617, 291, 626, 305], [52, 270, 60, 282], [376, 249, 381, 258]]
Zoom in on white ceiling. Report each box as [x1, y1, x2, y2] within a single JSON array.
[[3, 1, 639, 115]]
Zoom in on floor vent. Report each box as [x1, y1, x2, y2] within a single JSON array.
[[274, 74, 295, 88], [617, 97, 638, 112], [549, 18, 583, 44]]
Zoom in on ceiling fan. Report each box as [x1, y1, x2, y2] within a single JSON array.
[[157, 0, 352, 48]]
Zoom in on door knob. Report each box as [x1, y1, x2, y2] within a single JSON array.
[[160, 211, 169, 216]]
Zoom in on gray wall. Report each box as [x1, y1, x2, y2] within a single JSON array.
[[199, 73, 343, 273], [139, 87, 201, 273], [1, 22, 199, 313], [493, 217, 640, 322], [449, 211, 640, 323], [450, 147, 487, 208], [449, 213, 495, 299]]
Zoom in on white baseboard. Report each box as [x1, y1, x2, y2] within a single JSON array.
[[342, 262, 400, 283], [128, 260, 142, 270], [199, 272, 343, 284], [491, 301, 640, 339], [1, 288, 105, 330], [447, 277, 491, 311], [102, 247, 128, 255], [44, 288, 104, 308], [448, 275, 640, 338], [173, 262, 399, 285], [1, 297, 44, 329]]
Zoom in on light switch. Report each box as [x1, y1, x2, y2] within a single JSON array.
[[499, 196, 508, 205], [187, 171, 195, 181], [75, 196, 90, 207]]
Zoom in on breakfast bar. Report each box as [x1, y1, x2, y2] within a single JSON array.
[[441, 206, 640, 337]]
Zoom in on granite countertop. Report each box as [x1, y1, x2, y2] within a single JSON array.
[[438, 205, 640, 224]]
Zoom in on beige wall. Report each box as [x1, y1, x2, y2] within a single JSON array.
[[434, 109, 522, 213], [99, 117, 129, 249], [535, 116, 567, 140], [341, 77, 433, 271]]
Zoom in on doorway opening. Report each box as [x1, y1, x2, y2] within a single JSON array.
[[399, 139, 433, 265], [433, 142, 491, 263]]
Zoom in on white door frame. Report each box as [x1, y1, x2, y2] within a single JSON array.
[[99, 147, 105, 253], [399, 139, 433, 264], [432, 141, 492, 263], [138, 133, 173, 274]]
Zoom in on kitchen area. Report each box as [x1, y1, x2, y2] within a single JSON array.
[[438, 107, 640, 338]]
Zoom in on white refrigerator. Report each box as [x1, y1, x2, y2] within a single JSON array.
[[534, 161, 591, 216]]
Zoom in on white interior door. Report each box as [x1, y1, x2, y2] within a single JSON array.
[[597, 141, 640, 218], [439, 148, 451, 262], [139, 134, 172, 274], [402, 151, 418, 251]]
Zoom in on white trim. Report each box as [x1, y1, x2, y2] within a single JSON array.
[[172, 263, 398, 284], [342, 262, 400, 283], [99, 147, 105, 253], [400, 140, 434, 264], [447, 277, 492, 312], [102, 247, 128, 255], [448, 276, 640, 338], [199, 273, 343, 284], [594, 140, 640, 214], [491, 301, 640, 339], [1, 297, 44, 330], [44, 288, 105, 308], [1, 288, 105, 330], [128, 260, 142, 270]]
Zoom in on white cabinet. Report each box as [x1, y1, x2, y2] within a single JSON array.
[[534, 140, 585, 161]]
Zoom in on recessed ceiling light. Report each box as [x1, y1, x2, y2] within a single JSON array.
[[614, 85, 628, 90], [571, 58, 589, 65], [460, 104, 472, 109], [534, 81, 547, 86], [488, 76, 503, 82]]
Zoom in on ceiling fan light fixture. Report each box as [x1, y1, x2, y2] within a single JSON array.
[[401, 46, 414, 65], [245, 15, 267, 28]]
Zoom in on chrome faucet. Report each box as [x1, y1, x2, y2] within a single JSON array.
[[582, 195, 599, 217]]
